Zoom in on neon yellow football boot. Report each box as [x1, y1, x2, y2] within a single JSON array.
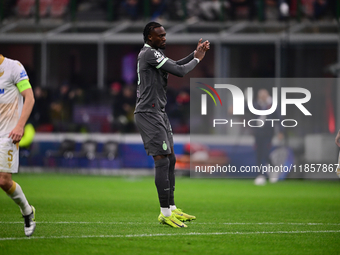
[[158, 212, 188, 228], [172, 208, 196, 222]]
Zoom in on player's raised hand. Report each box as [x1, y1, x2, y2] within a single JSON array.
[[201, 40, 210, 51], [195, 39, 210, 53], [194, 44, 207, 61], [196, 38, 203, 52]]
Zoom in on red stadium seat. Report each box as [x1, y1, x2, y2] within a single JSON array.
[[16, 0, 35, 17], [39, 0, 52, 17], [51, 0, 69, 18]]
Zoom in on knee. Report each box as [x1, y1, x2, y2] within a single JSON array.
[[0, 174, 12, 190], [168, 153, 176, 165], [154, 157, 170, 168]]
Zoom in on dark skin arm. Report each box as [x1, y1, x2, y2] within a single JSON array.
[[194, 40, 210, 61]]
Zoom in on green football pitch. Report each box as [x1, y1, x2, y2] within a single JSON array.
[[1, 173, 339, 255]]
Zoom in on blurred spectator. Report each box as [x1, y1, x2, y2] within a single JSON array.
[[50, 82, 83, 132], [9, 0, 337, 22], [313, 0, 333, 20], [120, 86, 136, 133], [31, 86, 52, 132], [119, 0, 142, 20], [252, 89, 284, 185], [186, 0, 203, 21], [150, 0, 167, 20], [110, 81, 124, 131], [165, 0, 192, 20], [199, 0, 229, 21], [277, 0, 290, 20], [77, 0, 107, 12], [76, 0, 108, 21], [228, 0, 256, 20], [110, 82, 123, 114], [167, 90, 190, 134], [110, 83, 136, 133], [68, 87, 85, 105], [174, 91, 190, 133]]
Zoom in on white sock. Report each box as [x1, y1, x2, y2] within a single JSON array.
[[161, 207, 171, 217], [7, 181, 32, 216], [170, 205, 177, 211]]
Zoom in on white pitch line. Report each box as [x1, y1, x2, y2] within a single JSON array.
[[1, 222, 340, 225], [1, 230, 340, 241]]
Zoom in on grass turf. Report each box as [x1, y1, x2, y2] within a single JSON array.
[[0, 173, 339, 255]]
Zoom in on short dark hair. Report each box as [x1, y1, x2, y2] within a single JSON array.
[[143, 22, 162, 43]]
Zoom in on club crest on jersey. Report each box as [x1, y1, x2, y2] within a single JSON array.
[[0, 88, 4, 94], [162, 141, 168, 151], [20, 70, 27, 79]]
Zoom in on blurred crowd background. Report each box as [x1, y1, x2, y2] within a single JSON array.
[[1, 0, 338, 22]]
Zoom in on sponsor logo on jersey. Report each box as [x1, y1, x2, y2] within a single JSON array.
[[0, 88, 4, 94], [20, 70, 27, 79], [156, 55, 164, 63]]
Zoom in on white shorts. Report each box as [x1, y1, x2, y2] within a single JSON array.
[[0, 137, 19, 173]]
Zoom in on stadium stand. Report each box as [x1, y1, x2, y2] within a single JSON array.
[[50, 0, 69, 18], [16, 0, 35, 17]]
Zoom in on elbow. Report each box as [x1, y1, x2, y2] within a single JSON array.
[[174, 69, 186, 77], [168, 66, 187, 77], [29, 96, 35, 108], [31, 94, 35, 105]]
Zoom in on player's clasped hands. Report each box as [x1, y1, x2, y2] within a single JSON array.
[[194, 38, 210, 61], [197, 38, 210, 51]]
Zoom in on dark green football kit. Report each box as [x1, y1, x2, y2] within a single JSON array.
[[134, 43, 198, 156]]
